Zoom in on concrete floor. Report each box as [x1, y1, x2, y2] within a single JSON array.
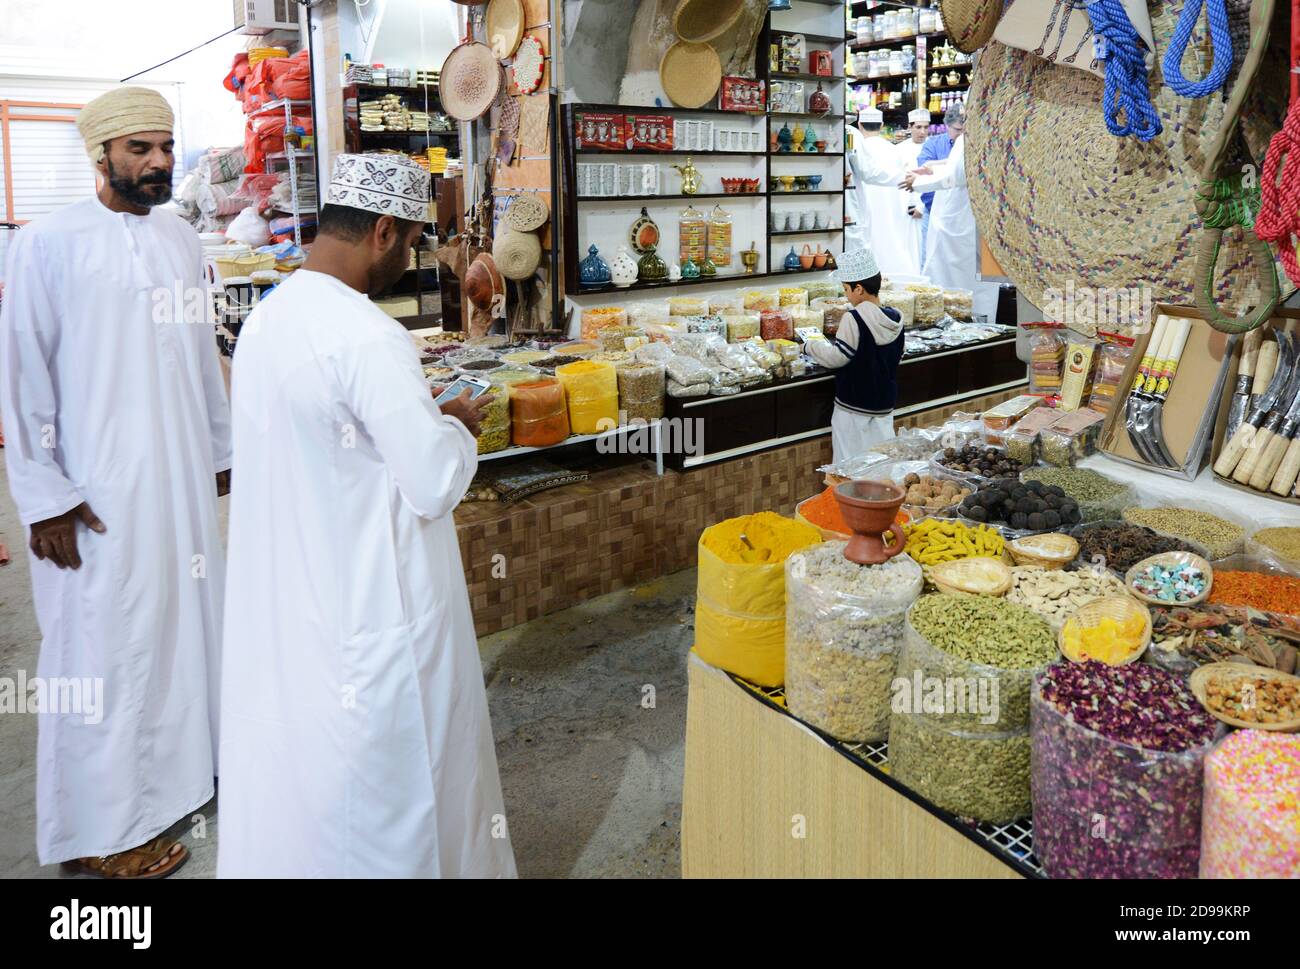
[[0, 458, 694, 878]]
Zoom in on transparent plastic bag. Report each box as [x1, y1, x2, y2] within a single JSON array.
[[1201, 731, 1300, 878], [887, 714, 1032, 824], [1121, 502, 1249, 561], [1018, 467, 1135, 523], [509, 378, 569, 448], [722, 313, 761, 343], [1031, 680, 1217, 879], [665, 353, 710, 386], [784, 544, 923, 742], [686, 315, 727, 338], [633, 342, 674, 365], [759, 309, 794, 341], [616, 362, 665, 422], [1244, 520, 1300, 576], [896, 605, 1053, 734], [580, 306, 628, 340], [1025, 323, 1066, 395], [476, 390, 511, 454], [1086, 335, 1135, 414], [667, 378, 709, 398]]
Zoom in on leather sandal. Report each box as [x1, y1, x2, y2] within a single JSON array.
[[61, 836, 189, 879]]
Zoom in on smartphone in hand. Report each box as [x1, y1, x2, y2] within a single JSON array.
[[434, 374, 492, 406]]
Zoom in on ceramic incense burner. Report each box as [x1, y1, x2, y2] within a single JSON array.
[[834, 480, 907, 565]]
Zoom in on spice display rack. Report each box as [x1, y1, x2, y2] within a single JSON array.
[[561, 1, 849, 295]]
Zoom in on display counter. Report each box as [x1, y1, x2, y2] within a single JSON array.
[[665, 334, 1024, 468], [681, 654, 1036, 878]]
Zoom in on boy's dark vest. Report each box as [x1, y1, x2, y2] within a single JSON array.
[[833, 305, 904, 415]]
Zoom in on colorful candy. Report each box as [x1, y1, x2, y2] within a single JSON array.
[[1201, 731, 1300, 878], [1130, 562, 1206, 603]]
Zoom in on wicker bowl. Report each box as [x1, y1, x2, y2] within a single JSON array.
[[1189, 663, 1300, 731], [1008, 532, 1080, 570], [1125, 551, 1213, 607], [930, 557, 1012, 597], [1059, 596, 1152, 666]]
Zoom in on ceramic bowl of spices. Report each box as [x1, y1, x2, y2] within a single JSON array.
[[1125, 551, 1213, 607]]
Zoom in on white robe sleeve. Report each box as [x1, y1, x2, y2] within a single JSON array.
[[192, 240, 233, 473], [0, 230, 86, 525], [911, 139, 966, 193], [339, 330, 478, 521]]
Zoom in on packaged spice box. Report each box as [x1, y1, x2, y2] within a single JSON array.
[[1032, 662, 1219, 879], [981, 395, 1046, 446], [784, 545, 923, 742]]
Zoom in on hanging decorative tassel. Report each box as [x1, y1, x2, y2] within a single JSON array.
[[1162, 0, 1235, 98], [1086, 0, 1163, 141]]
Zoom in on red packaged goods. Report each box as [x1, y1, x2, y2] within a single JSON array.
[[575, 113, 626, 150], [224, 52, 251, 103], [759, 309, 793, 341], [627, 115, 675, 151], [269, 50, 311, 101], [720, 77, 765, 114], [810, 50, 833, 76]]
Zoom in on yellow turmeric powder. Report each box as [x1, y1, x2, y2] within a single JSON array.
[[701, 512, 821, 564]]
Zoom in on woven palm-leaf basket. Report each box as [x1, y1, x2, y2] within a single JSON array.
[[967, 0, 1293, 331]]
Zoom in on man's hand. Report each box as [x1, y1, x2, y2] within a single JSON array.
[[216, 470, 231, 497], [908, 207, 923, 220], [29, 502, 106, 570], [438, 388, 494, 438]]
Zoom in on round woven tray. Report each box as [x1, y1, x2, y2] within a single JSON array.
[[1125, 551, 1213, 608], [1008, 532, 1080, 570], [930, 557, 1012, 597], [660, 40, 722, 109], [1059, 596, 1151, 666], [1190, 663, 1300, 732]]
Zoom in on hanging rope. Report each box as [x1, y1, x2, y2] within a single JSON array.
[[1255, 94, 1300, 286], [1086, 0, 1163, 141], [1162, 0, 1235, 98]]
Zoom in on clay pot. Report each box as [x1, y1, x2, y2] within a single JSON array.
[[813, 245, 829, 269], [834, 480, 907, 565], [799, 243, 815, 269]]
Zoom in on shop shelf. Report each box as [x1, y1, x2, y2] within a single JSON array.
[[575, 149, 764, 156], [576, 192, 765, 202], [770, 71, 845, 83], [849, 30, 947, 52], [478, 419, 664, 466], [772, 29, 849, 45], [767, 189, 844, 196], [769, 227, 845, 237]]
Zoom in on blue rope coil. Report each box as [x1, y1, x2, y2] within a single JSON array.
[[1086, 0, 1163, 142], [1162, 0, 1234, 98]]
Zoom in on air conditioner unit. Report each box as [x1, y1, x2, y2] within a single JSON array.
[[234, 0, 299, 35]]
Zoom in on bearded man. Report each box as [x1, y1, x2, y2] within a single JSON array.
[[0, 86, 231, 878]]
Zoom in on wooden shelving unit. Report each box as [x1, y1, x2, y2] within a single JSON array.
[[560, 2, 849, 293]]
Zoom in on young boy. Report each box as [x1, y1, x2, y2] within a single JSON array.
[[804, 248, 905, 461]]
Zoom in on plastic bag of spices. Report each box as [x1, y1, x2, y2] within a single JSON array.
[[555, 360, 618, 435], [694, 512, 823, 687], [759, 309, 793, 341], [784, 543, 923, 742], [616, 361, 665, 422], [509, 378, 570, 448], [475, 389, 512, 454], [1031, 663, 1220, 879]]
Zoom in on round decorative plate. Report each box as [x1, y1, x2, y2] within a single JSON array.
[[513, 35, 546, 95], [630, 207, 661, 255]]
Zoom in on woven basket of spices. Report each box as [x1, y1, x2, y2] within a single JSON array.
[[1190, 663, 1300, 732], [1059, 596, 1151, 666], [1008, 533, 1079, 570], [1125, 551, 1213, 608]]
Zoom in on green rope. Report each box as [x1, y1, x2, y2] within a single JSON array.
[[1197, 175, 1262, 229]]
